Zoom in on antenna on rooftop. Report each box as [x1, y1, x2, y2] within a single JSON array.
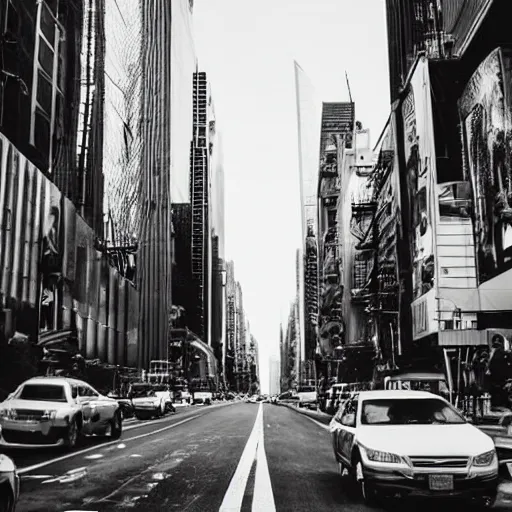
[[345, 71, 353, 104]]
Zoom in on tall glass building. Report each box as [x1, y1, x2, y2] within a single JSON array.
[[294, 62, 322, 364]]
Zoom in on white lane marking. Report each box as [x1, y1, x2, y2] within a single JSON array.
[[84, 454, 103, 460], [18, 415, 200, 475], [219, 403, 262, 511], [252, 412, 275, 512]]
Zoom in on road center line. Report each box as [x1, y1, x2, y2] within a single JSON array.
[[18, 415, 200, 475], [252, 412, 275, 512], [219, 404, 262, 511]]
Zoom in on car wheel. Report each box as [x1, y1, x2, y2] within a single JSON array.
[[110, 411, 122, 440], [64, 418, 80, 450], [0, 483, 14, 512], [353, 455, 378, 506]]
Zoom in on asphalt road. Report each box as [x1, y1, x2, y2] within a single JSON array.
[[5, 402, 512, 511]]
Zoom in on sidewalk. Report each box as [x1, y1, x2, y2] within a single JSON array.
[[278, 402, 332, 425]]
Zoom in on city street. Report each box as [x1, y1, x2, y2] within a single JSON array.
[[3, 402, 512, 511]]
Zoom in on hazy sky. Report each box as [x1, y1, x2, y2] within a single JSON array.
[[193, 0, 390, 392]]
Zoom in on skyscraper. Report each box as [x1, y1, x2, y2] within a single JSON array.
[[294, 62, 322, 372], [269, 356, 280, 395], [137, 1, 175, 367]]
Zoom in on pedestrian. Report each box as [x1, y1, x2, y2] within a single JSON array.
[[487, 335, 510, 409]]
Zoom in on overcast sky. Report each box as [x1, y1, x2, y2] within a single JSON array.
[[193, 0, 390, 392]]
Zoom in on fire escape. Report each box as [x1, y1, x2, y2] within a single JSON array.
[[350, 184, 377, 306], [190, 72, 208, 340], [364, 149, 400, 364], [318, 139, 343, 352]]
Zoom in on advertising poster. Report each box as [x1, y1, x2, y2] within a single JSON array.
[[402, 59, 436, 301], [459, 48, 512, 283], [40, 179, 63, 331]]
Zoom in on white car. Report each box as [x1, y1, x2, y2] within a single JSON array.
[[330, 390, 498, 506], [130, 384, 173, 419], [0, 377, 122, 450]]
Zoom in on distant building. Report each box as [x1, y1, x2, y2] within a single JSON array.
[[269, 356, 280, 395]]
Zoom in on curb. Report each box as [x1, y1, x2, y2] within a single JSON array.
[[278, 402, 332, 425]]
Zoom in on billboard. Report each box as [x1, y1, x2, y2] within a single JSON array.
[[458, 47, 512, 284], [402, 57, 436, 303]]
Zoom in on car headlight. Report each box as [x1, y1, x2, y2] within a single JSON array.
[[473, 450, 496, 466], [0, 408, 17, 420], [365, 448, 402, 464], [41, 410, 57, 421]]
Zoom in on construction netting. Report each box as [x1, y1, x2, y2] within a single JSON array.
[[103, 0, 143, 246]]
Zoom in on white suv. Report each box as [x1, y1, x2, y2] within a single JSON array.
[[0, 377, 122, 450]]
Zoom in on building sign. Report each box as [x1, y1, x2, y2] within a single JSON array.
[[402, 58, 436, 301], [412, 299, 428, 338], [412, 289, 437, 340], [459, 48, 512, 284]]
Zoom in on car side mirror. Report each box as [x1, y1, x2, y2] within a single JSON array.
[[342, 413, 356, 427]]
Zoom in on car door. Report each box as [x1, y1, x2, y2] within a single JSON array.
[[331, 401, 347, 459], [338, 395, 359, 466], [77, 385, 96, 433], [84, 385, 111, 432]]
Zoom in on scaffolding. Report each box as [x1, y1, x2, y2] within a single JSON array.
[[190, 71, 209, 340]]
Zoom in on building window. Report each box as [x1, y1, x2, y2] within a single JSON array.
[[30, 0, 64, 171]]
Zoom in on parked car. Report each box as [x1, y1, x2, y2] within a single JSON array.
[[0, 377, 122, 450], [384, 372, 451, 402], [296, 386, 317, 409], [330, 390, 498, 507], [193, 391, 213, 405], [0, 455, 19, 512], [129, 383, 173, 419]]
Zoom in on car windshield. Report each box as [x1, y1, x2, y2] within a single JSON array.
[[19, 384, 67, 402], [361, 398, 466, 425], [131, 386, 155, 398]]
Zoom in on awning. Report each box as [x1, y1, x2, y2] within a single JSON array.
[[37, 330, 76, 347]]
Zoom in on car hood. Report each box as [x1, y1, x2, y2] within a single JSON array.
[[357, 423, 494, 457], [0, 399, 71, 410]]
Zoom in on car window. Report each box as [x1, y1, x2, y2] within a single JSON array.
[[71, 385, 78, 399], [340, 397, 359, 426], [87, 386, 99, 397], [19, 384, 67, 402], [78, 386, 89, 397], [361, 398, 466, 425]]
